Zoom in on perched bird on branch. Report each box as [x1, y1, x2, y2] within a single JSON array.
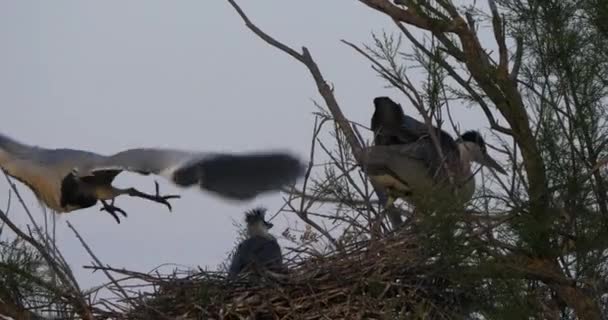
[[0, 133, 305, 223], [228, 207, 285, 281], [366, 96, 506, 208]]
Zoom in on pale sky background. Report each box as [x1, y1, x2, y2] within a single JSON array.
[[0, 0, 499, 292]]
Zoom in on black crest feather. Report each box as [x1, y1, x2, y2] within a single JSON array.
[[245, 207, 268, 225], [460, 130, 486, 151]]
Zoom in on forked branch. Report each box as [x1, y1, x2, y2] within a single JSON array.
[[226, 0, 403, 228]]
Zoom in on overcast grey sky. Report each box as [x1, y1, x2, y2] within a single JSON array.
[[0, 0, 495, 290]]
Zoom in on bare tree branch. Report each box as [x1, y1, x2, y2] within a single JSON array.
[[510, 35, 523, 81], [359, 0, 464, 33], [488, 0, 509, 75]]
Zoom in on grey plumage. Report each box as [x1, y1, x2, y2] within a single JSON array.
[[363, 137, 472, 204], [0, 133, 305, 222], [228, 208, 285, 280], [367, 97, 506, 206]]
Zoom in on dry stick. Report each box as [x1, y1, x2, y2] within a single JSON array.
[[2, 172, 51, 251], [83, 266, 162, 285], [225, 0, 399, 229], [283, 148, 360, 248], [285, 200, 339, 249], [298, 115, 329, 218], [316, 140, 386, 234], [0, 189, 11, 236], [304, 210, 371, 232], [316, 140, 369, 207], [284, 186, 378, 206], [66, 221, 135, 310]]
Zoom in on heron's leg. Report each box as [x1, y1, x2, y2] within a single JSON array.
[[121, 181, 181, 211], [383, 191, 406, 231], [100, 199, 128, 224], [385, 195, 395, 208]]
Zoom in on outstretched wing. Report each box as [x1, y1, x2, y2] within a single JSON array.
[[77, 148, 305, 201]]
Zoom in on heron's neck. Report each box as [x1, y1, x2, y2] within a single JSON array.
[[247, 222, 273, 239], [457, 142, 476, 175]]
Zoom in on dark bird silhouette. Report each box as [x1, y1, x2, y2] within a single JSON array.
[[228, 208, 285, 281]]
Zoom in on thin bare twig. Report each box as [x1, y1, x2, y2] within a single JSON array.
[[66, 220, 136, 309]]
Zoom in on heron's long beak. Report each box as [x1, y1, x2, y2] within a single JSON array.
[[480, 153, 507, 175], [264, 221, 274, 229]]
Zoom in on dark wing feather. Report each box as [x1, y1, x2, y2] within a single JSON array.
[[371, 97, 458, 152], [177, 153, 303, 200], [372, 97, 427, 145]]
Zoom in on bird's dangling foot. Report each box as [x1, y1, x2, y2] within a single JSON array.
[[126, 181, 181, 211], [100, 199, 128, 224]]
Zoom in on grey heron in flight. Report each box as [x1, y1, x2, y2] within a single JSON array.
[[0, 133, 305, 223], [365, 96, 507, 208], [228, 207, 285, 280]]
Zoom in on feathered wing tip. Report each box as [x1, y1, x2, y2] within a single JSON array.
[[244, 207, 268, 225], [0, 133, 30, 155], [174, 152, 306, 201]]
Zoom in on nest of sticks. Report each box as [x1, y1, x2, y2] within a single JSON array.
[[94, 232, 476, 320]]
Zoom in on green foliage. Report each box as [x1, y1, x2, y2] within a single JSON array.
[[0, 233, 74, 318], [514, 0, 608, 286], [0, 238, 47, 310]]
